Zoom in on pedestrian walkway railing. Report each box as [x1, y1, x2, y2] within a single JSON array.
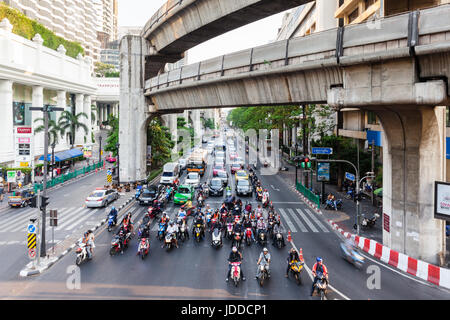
[[34, 161, 104, 193], [296, 181, 320, 208]]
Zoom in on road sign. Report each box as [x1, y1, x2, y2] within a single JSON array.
[[28, 248, 36, 260], [107, 170, 112, 176], [345, 172, 356, 182], [107, 175, 112, 184], [7, 171, 16, 183], [49, 209, 58, 227], [312, 147, 333, 155], [27, 224, 36, 234], [27, 233, 37, 249]]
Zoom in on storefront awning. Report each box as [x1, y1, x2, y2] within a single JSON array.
[[38, 148, 83, 162]]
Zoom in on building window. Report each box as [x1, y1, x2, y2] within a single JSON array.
[[364, 0, 376, 9], [348, 8, 359, 24], [13, 102, 32, 126], [367, 111, 378, 125]]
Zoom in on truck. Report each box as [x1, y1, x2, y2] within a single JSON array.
[[187, 148, 208, 176], [159, 162, 180, 185]]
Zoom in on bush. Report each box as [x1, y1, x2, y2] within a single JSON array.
[[0, 3, 84, 59]]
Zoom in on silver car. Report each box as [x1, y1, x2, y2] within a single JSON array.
[[85, 189, 119, 208]]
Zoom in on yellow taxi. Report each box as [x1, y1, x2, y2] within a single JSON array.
[[235, 170, 249, 181]]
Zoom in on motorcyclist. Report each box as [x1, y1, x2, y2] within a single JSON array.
[[226, 246, 246, 282], [166, 221, 179, 248], [311, 257, 329, 296], [244, 201, 252, 214], [139, 224, 150, 239], [193, 212, 206, 238], [219, 203, 228, 214], [121, 213, 133, 234], [256, 185, 263, 197], [255, 248, 271, 279], [108, 206, 118, 225], [271, 223, 285, 247], [117, 228, 126, 254], [82, 230, 95, 259], [327, 193, 337, 210], [256, 204, 263, 219], [256, 217, 267, 239], [159, 212, 170, 225], [177, 206, 187, 221], [285, 248, 301, 277], [243, 215, 255, 242], [262, 189, 270, 204], [210, 217, 223, 233]]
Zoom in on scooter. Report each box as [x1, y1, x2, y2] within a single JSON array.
[[137, 237, 149, 259], [211, 227, 222, 248], [107, 214, 117, 232], [256, 190, 262, 202], [157, 222, 167, 241], [177, 218, 189, 242], [288, 260, 304, 285], [226, 222, 234, 240], [325, 198, 343, 211], [340, 242, 365, 269], [75, 242, 90, 265], [164, 232, 177, 251], [361, 213, 380, 229], [273, 230, 285, 249], [258, 229, 267, 246], [257, 263, 270, 287], [314, 272, 328, 300], [230, 262, 241, 287], [245, 227, 253, 246], [262, 194, 269, 208]]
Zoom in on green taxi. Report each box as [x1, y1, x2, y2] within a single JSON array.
[[173, 184, 195, 205]]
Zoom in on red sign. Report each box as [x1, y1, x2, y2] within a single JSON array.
[[28, 248, 36, 259], [16, 127, 32, 134], [383, 213, 390, 232]]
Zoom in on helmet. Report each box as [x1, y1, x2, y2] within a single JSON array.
[[263, 248, 268, 252], [264, 189, 267, 192], [111, 206, 115, 210], [316, 257, 322, 263], [232, 246, 237, 253]]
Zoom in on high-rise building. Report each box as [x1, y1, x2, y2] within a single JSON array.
[[2, 0, 102, 62], [93, 0, 118, 49]]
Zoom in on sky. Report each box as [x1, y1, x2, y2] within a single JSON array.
[[117, 0, 288, 64]]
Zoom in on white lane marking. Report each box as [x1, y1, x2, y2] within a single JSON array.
[[278, 208, 297, 233], [304, 208, 329, 232], [2, 208, 44, 232], [57, 207, 92, 230], [287, 208, 308, 233], [270, 184, 280, 191], [295, 208, 319, 233]]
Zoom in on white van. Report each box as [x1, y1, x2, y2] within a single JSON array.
[[159, 162, 180, 185]]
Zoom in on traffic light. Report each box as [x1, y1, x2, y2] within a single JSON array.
[[40, 196, 50, 210], [29, 195, 37, 208], [301, 157, 311, 169]]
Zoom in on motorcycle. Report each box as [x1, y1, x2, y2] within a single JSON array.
[[107, 214, 117, 232], [164, 232, 177, 251], [230, 262, 241, 287], [258, 230, 267, 246], [314, 272, 328, 300], [137, 237, 149, 259], [225, 188, 232, 198], [193, 223, 204, 242], [325, 198, 343, 211], [256, 190, 262, 202], [361, 213, 380, 229], [345, 188, 354, 200], [262, 194, 269, 208], [340, 242, 365, 269], [157, 222, 167, 241], [245, 227, 253, 246], [288, 260, 304, 285], [75, 242, 90, 265], [211, 227, 222, 248], [147, 206, 161, 219], [202, 186, 209, 198], [267, 220, 275, 238], [232, 232, 242, 249], [110, 232, 130, 256], [257, 263, 269, 287], [197, 195, 205, 208], [177, 218, 189, 242], [273, 230, 285, 249], [206, 212, 212, 227], [226, 222, 234, 240]]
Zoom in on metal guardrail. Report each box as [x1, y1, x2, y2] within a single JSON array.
[[296, 181, 320, 209], [33, 161, 104, 193]]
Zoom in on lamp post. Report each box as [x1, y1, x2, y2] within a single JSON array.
[[98, 135, 102, 163], [51, 142, 55, 180], [294, 142, 299, 184]]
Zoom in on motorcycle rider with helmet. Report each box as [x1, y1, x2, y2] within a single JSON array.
[[311, 257, 329, 296], [271, 223, 285, 247], [107, 206, 118, 225], [286, 248, 301, 277], [255, 248, 271, 279], [226, 246, 246, 282], [166, 221, 179, 248]]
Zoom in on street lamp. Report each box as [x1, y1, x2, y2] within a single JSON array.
[[98, 135, 102, 163], [51, 142, 56, 180]]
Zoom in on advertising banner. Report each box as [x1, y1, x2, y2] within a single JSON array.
[[434, 181, 450, 221]]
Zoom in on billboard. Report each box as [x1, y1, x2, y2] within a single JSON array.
[[317, 162, 330, 182], [434, 181, 450, 221]]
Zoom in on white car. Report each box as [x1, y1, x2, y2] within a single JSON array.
[[85, 188, 119, 208], [185, 172, 200, 187], [178, 158, 187, 172]]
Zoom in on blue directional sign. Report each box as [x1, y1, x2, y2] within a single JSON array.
[[27, 224, 36, 234], [345, 172, 356, 182], [312, 147, 333, 155]]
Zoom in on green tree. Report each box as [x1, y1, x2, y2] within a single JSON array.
[[94, 62, 117, 77], [147, 117, 175, 170], [58, 111, 89, 148], [104, 115, 119, 156], [33, 117, 64, 146]]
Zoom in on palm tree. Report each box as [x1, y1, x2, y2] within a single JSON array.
[[34, 118, 64, 147], [58, 110, 89, 148]]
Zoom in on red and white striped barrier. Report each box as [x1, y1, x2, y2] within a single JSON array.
[[292, 187, 321, 214], [328, 219, 450, 290]]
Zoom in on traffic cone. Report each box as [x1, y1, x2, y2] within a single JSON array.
[[299, 248, 304, 262], [287, 230, 292, 242]]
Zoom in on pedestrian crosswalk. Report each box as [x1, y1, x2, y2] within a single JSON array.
[[0, 206, 106, 233]]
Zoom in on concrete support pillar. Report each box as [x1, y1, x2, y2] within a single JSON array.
[[377, 106, 446, 265], [32, 86, 44, 156], [74, 93, 84, 146], [56, 90, 67, 150], [0, 80, 14, 163], [83, 95, 92, 144], [193, 109, 202, 142], [119, 35, 151, 183]]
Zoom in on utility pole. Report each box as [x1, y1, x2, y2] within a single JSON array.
[[371, 140, 376, 206], [30, 105, 63, 257], [98, 135, 102, 162]]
